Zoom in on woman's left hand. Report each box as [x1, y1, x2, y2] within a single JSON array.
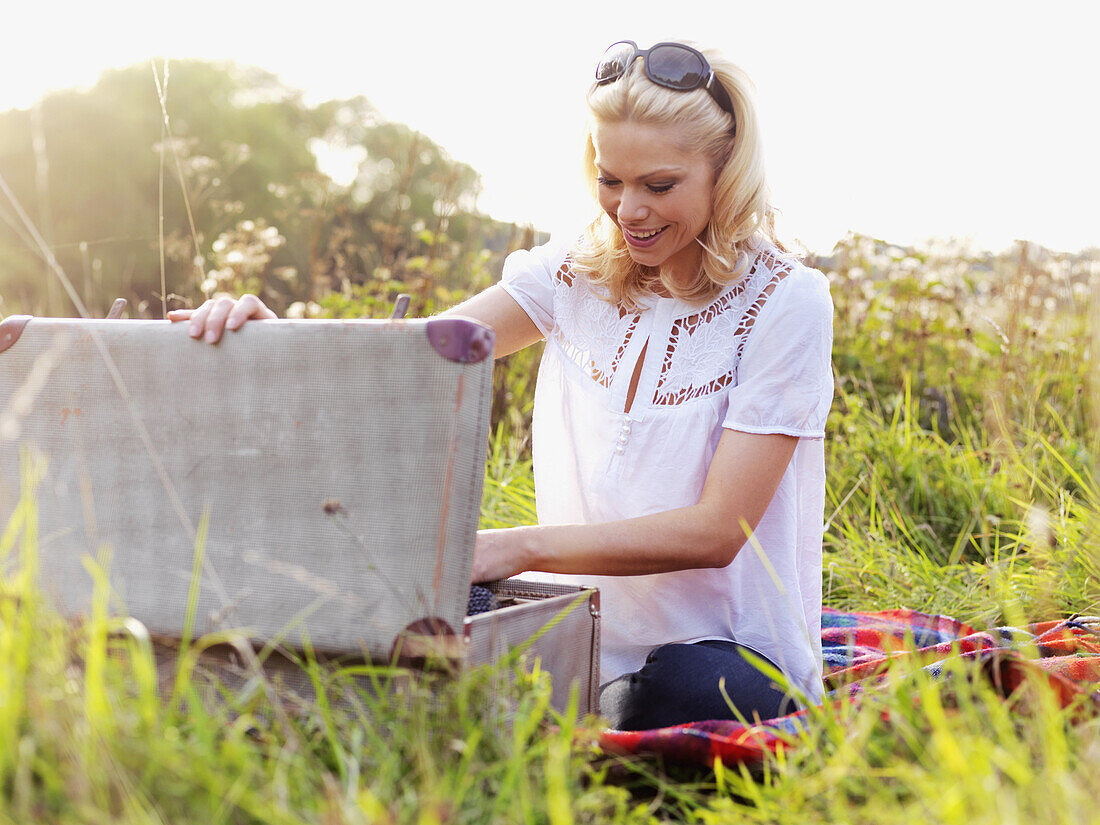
[[471, 528, 533, 583]]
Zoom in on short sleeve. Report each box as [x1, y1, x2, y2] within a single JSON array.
[[498, 237, 571, 337], [723, 265, 834, 438]]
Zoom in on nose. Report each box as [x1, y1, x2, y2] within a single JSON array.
[[617, 188, 649, 224]]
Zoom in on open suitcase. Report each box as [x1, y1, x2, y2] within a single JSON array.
[[0, 313, 600, 715]]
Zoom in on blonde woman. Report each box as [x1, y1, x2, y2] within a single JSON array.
[[173, 40, 834, 730]]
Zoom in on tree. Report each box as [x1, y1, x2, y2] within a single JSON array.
[[0, 58, 526, 330]]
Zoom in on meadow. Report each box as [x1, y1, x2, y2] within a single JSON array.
[[0, 229, 1097, 824]]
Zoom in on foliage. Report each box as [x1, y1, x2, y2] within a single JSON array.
[[0, 60, 524, 326], [819, 233, 1096, 443], [816, 233, 1099, 629], [0, 62, 323, 316]]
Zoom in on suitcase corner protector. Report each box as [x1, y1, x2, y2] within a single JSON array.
[[0, 315, 33, 354], [425, 317, 495, 363], [390, 616, 463, 670]]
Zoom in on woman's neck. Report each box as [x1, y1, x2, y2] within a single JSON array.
[[650, 242, 704, 297]]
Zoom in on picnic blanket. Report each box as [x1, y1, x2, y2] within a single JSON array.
[[599, 607, 1100, 767]]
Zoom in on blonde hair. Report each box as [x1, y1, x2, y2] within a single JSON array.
[[573, 43, 781, 307]]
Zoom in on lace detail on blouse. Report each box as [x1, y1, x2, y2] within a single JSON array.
[[654, 249, 794, 405], [550, 248, 795, 405], [551, 256, 643, 389]]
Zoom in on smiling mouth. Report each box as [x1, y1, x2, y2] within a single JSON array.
[[622, 225, 669, 246]]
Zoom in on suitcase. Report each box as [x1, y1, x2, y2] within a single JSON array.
[[0, 314, 600, 715]]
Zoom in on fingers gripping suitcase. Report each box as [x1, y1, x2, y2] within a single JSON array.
[[0, 314, 600, 715]]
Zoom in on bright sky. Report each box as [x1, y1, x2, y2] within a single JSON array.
[[3, 0, 1098, 255]]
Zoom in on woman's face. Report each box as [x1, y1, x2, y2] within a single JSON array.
[[592, 119, 715, 285]]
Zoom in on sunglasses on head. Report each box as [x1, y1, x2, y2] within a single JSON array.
[[595, 40, 736, 132]]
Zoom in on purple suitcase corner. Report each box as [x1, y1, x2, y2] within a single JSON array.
[[425, 317, 495, 364], [0, 315, 32, 354]]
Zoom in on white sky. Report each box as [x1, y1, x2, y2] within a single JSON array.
[[2, 0, 1097, 255]]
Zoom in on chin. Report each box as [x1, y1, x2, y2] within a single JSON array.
[[626, 241, 678, 271], [618, 236, 665, 266]]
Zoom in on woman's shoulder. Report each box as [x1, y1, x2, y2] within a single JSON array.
[[746, 239, 831, 312], [502, 234, 575, 282]]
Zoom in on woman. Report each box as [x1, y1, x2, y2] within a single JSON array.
[[172, 40, 834, 731]]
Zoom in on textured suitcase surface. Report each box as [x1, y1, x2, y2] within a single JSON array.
[[0, 315, 494, 661]]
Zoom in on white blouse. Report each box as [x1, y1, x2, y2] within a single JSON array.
[[500, 236, 834, 704]]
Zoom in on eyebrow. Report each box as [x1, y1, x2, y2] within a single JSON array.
[[595, 164, 686, 180]]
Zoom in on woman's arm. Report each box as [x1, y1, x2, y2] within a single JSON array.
[[472, 428, 798, 582], [440, 284, 543, 358]]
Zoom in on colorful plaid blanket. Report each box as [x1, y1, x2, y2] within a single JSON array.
[[599, 608, 1100, 767]]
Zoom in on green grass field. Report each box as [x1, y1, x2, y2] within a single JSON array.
[[1, 234, 1097, 823]]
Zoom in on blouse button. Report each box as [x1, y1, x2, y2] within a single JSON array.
[[614, 445, 624, 455]]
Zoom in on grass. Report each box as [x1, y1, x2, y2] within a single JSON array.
[[1, 234, 1099, 822]]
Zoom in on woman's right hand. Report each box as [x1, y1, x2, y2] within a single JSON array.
[[167, 294, 277, 344]]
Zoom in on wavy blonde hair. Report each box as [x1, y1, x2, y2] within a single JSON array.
[[573, 42, 781, 307]]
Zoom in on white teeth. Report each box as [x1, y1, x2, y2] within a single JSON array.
[[630, 228, 662, 239]]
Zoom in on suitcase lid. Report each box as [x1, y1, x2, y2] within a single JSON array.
[[0, 315, 494, 661]]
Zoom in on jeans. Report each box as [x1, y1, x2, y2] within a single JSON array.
[[598, 640, 796, 730]]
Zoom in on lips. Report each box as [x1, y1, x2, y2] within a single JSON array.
[[622, 224, 669, 248]]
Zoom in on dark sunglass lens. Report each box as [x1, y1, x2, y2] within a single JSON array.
[[596, 41, 636, 81], [647, 45, 706, 89]]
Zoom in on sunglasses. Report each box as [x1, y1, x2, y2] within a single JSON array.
[[594, 40, 736, 131]]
